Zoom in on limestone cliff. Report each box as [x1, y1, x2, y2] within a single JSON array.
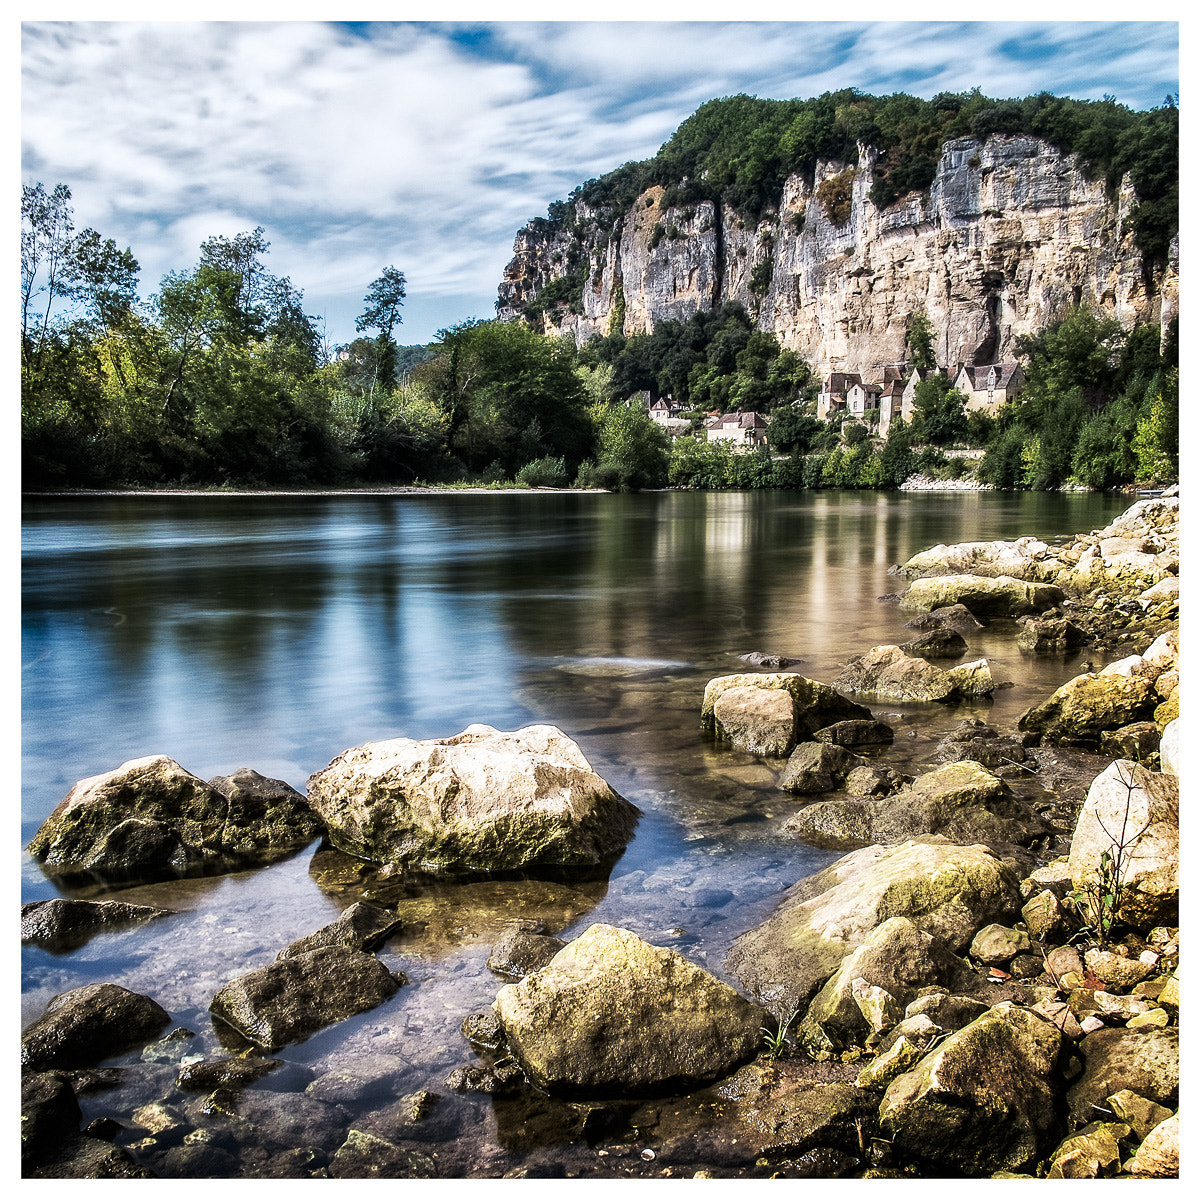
[[497, 135, 1178, 378]]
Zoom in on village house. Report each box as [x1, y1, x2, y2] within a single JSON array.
[[817, 372, 860, 419], [705, 410, 769, 450], [648, 397, 693, 437], [845, 379, 883, 421], [953, 363, 1026, 411], [876, 376, 906, 435]]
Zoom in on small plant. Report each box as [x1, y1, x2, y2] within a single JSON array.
[[760, 1007, 799, 1058]]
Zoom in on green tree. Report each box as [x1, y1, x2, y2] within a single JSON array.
[[906, 311, 936, 371], [910, 374, 967, 445], [589, 402, 670, 491], [355, 266, 407, 390]]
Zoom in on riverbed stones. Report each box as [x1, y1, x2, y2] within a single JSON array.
[[1018, 670, 1159, 746], [22, 982, 171, 1071], [1123, 1113, 1178, 1177], [934, 719, 1027, 771], [1066, 1026, 1178, 1127], [778, 742, 861, 793], [493, 923, 763, 1097], [899, 627, 968, 658], [702, 673, 872, 755], [1017, 617, 1086, 654], [812, 719, 894, 747], [878, 1003, 1068, 1174], [328, 1129, 438, 1179], [796, 917, 967, 1054], [209, 946, 402, 1051], [900, 574, 1064, 618], [1068, 759, 1178, 928], [26, 755, 321, 885], [725, 838, 1020, 1016], [21, 898, 175, 952], [306, 724, 638, 873]]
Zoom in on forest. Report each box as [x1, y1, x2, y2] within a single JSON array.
[[22, 124, 1177, 495]]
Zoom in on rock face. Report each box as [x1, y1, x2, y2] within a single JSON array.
[[497, 134, 1175, 381], [21, 898, 175, 952], [878, 1003, 1068, 1174], [726, 838, 1020, 1015], [21, 983, 171, 1070], [306, 724, 638, 873], [210, 946, 401, 1051], [26, 756, 321, 884], [1068, 759, 1178, 928], [702, 673, 872, 755], [493, 923, 763, 1097]]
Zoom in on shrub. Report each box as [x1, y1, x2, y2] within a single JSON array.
[[515, 455, 568, 488]]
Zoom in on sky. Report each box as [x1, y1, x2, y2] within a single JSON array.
[[19, 7, 1182, 350]]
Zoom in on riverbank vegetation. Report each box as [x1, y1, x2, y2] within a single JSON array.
[[22, 184, 1177, 495]]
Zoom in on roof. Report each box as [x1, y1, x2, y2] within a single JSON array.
[[822, 372, 862, 393]]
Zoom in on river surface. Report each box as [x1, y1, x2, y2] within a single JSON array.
[[21, 489, 1128, 1177]]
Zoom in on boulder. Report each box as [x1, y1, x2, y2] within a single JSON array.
[[210, 946, 402, 1051], [1018, 671, 1158, 746], [712, 685, 799, 756], [1141, 630, 1179, 673], [785, 761, 1049, 852], [743, 1081, 879, 1160], [1158, 719, 1179, 776], [701, 673, 872, 747], [1017, 618, 1086, 654], [1068, 760, 1178, 928], [487, 923, 567, 980], [1107, 1088, 1174, 1140], [812, 719, 894, 747], [898, 538, 1056, 582], [26, 755, 320, 884], [305, 724, 638, 873], [835, 645, 957, 702], [1066, 1026, 1178, 1127], [493, 923, 763, 1097], [725, 838, 1020, 1015], [878, 1003, 1068, 1174], [900, 574, 1064, 618], [175, 1056, 294, 1092], [1123, 1113, 1178, 1177], [1046, 1121, 1130, 1178], [21, 983, 171, 1071], [934, 719, 1027, 771], [969, 924, 1031, 964], [924, 603, 986, 633], [328, 1130, 437, 1179], [277, 902, 402, 960], [1099, 722, 1159, 762], [21, 1071, 81, 1170], [899, 627, 968, 659], [796, 918, 967, 1053], [21, 898, 175, 953], [843, 764, 902, 797], [778, 742, 860, 794], [943, 658, 997, 698]]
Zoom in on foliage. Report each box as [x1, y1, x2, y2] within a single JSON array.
[[586, 402, 670, 491], [816, 168, 855, 224], [761, 1008, 799, 1058], [514, 455, 569, 488], [906, 312, 937, 371], [910, 374, 968, 446]]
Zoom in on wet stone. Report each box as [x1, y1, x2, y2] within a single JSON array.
[[461, 1009, 507, 1051], [487, 922, 567, 980], [22, 982, 171, 1071], [277, 901, 402, 960], [21, 898, 176, 953], [328, 1130, 438, 1179]]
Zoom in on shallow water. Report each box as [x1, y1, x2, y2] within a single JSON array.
[[21, 489, 1128, 1177]]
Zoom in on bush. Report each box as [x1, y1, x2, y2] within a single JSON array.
[[515, 455, 568, 487]]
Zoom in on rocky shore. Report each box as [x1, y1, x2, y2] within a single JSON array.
[[22, 494, 1179, 1179]]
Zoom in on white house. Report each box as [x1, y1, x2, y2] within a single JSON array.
[[705, 410, 769, 449], [953, 363, 1025, 411]]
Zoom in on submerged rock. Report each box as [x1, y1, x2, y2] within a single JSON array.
[[726, 838, 1020, 1016], [21, 898, 175, 953], [899, 627, 969, 659], [21, 983, 171, 1071], [778, 741, 861, 794], [494, 923, 763, 1097], [487, 923, 567, 980], [209, 946, 402, 1051], [277, 901, 402, 960], [26, 755, 320, 885], [812, 719, 894, 747], [306, 724, 638, 873], [21, 1071, 82, 1171]]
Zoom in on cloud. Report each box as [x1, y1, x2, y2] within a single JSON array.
[[21, 19, 1179, 345]]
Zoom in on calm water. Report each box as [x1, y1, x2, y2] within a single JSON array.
[[21, 489, 1128, 1176]]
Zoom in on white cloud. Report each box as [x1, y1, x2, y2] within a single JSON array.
[[21, 18, 1179, 345]]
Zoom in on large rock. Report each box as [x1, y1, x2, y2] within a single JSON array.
[[493, 923, 763, 1097], [878, 1003, 1068, 1174], [701, 673, 872, 754], [277, 902, 402, 960], [1066, 1026, 1178, 1128], [778, 741, 861, 794], [306, 724, 638, 873], [21, 1071, 81, 1170], [899, 626, 969, 658], [1018, 670, 1159, 746], [898, 537, 1057, 582], [1124, 1113, 1179, 1177], [21, 983, 170, 1071], [785, 760, 1049, 852], [26, 756, 321, 884], [796, 917, 967, 1053], [934, 719, 1027, 771], [1017, 617, 1086, 654], [21, 898, 175, 953], [812, 719, 894, 747], [834, 645, 993, 702], [210, 946, 402, 1051], [1068, 760, 1178, 929], [900, 574, 1064, 618], [725, 838, 1020, 1015]]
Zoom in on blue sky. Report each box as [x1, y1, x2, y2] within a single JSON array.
[[20, 9, 1181, 349]]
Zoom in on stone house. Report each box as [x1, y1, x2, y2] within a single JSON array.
[[648, 397, 692, 437], [705, 410, 769, 450], [953, 363, 1026, 411], [818, 372, 861, 419], [846, 380, 883, 421]]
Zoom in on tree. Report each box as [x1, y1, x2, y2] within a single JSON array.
[[910, 374, 967, 445], [589, 403, 670, 491], [356, 266, 407, 390], [906, 312, 937, 371]]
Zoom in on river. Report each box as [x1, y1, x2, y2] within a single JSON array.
[[21, 488, 1129, 1177]]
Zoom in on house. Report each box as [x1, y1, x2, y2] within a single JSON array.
[[818, 372, 861, 419], [876, 377, 907, 436], [648, 397, 692, 437], [953, 363, 1025, 411], [705, 410, 769, 450], [882, 367, 940, 436], [846, 380, 883, 421]]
